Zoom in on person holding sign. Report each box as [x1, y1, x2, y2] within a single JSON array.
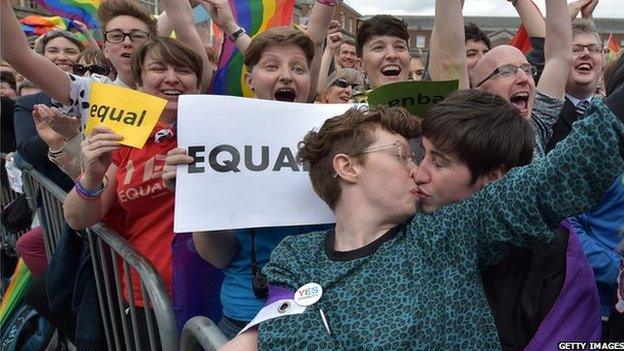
[[164, 27, 332, 339], [0, 0, 212, 127], [226, 84, 624, 349], [351, 0, 468, 104], [61, 37, 203, 349]]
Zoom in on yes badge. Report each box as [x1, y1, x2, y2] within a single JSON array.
[[294, 283, 323, 307]]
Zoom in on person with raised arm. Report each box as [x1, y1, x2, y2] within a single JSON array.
[[474, 0, 571, 158], [62, 37, 204, 349], [163, 26, 332, 339]]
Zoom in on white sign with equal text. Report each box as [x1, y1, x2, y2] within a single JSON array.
[[175, 95, 355, 233]]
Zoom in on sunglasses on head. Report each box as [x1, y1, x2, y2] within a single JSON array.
[[72, 63, 111, 76], [332, 78, 361, 90]]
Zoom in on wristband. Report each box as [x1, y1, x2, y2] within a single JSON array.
[[229, 27, 246, 42], [507, 0, 519, 5], [75, 174, 108, 200], [48, 145, 65, 159], [316, 0, 340, 6], [48, 150, 63, 160]]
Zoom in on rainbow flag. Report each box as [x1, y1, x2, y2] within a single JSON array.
[[20, 15, 74, 36], [0, 259, 31, 328], [37, 0, 100, 29], [210, 0, 295, 96]]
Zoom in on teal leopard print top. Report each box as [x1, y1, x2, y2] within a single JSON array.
[[258, 100, 624, 350]]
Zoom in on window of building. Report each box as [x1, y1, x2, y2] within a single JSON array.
[[340, 12, 345, 29], [416, 35, 425, 48], [139, 0, 159, 16], [20, 0, 37, 9]]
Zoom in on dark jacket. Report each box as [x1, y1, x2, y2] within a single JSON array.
[[13, 92, 73, 191], [545, 98, 578, 154], [46, 225, 106, 351], [1, 97, 16, 153]]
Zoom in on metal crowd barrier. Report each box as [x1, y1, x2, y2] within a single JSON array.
[[86, 223, 178, 351], [1, 154, 178, 350], [180, 316, 228, 351], [21, 168, 67, 261]]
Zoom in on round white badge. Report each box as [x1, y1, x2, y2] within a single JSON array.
[[294, 283, 323, 307]]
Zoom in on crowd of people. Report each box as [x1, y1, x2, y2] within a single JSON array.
[[1, 0, 624, 349]]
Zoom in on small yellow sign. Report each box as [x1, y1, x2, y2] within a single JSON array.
[[85, 83, 167, 148]]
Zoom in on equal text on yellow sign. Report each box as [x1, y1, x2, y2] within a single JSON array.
[[85, 83, 167, 148]]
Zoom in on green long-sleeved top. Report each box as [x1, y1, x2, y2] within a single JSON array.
[[258, 100, 624, 350]]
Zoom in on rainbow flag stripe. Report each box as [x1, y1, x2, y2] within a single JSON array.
[[20, 15, 75, 36], [0, 259, 31, 328], [37, 0, 100, 29], [210, 0, 295, 96]]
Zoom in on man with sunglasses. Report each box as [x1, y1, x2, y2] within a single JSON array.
[[473, 0, 571, 158]]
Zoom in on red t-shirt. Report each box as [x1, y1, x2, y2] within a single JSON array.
[[111, 123, 176, 306]]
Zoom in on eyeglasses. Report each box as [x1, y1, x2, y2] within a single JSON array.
[[357, 140, 417, 168], [72, 63, 111, 76], [572, 44, 602, 54], [475, 64, 537, 88], [104, 30, 150, 44], [332, 78, 362, 91]]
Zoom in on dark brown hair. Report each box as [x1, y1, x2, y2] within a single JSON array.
[[422, 89, 534, 184], [356, 15, 409, 58], [132, 37, 203, 88], [465, 22, 491, 49], [298, 106, 421, 209], [243, 27, 315, 71], [0, 71, 16, 91], [98, 0, 157, 37]]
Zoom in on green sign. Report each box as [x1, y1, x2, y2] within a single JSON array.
[[368, 80, 459, 116]]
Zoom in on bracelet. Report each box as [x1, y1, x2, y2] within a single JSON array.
[[75, 174, 108, 200], [229, 27, 246, 42], [316, 0, 340, 6], [48, 145, 65, 159]]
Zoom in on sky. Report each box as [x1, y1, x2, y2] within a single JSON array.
[[343, 0, 624, 18]]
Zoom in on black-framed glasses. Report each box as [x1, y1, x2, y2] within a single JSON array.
[[104, 30, 150, 44], [572, 44, 602, 54], [72, 63, 111, 76], [475, 64, 537, 88], [332, 78, 362, 91]]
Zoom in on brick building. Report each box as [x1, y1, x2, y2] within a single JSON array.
[[398, 15, 624, 53], [11, 0, 624, 53], [294, 0, 624, 55], [294, 0, 360, 40]]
